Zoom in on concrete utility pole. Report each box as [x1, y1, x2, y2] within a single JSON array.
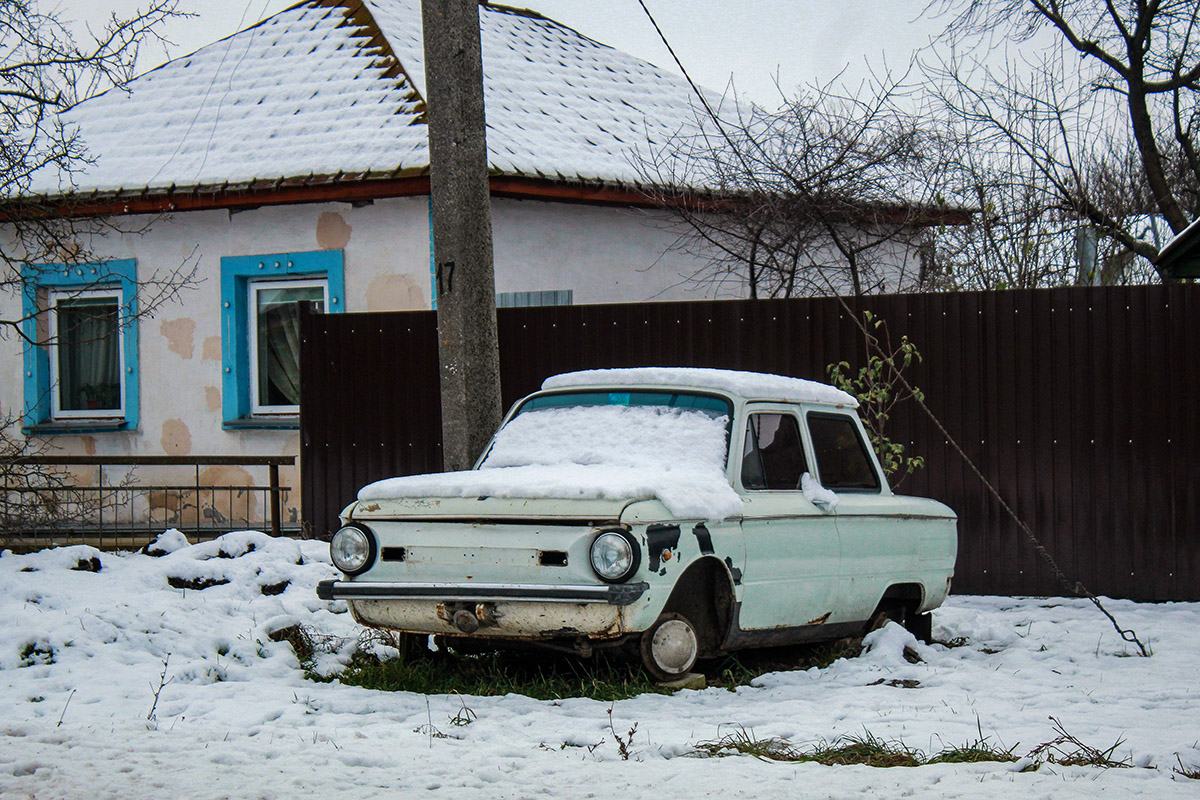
[[421, 0, 503, 471]]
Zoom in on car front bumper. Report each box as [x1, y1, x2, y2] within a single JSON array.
[[315, 580, 648, 606]]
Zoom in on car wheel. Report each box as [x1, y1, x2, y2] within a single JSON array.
[[640, 612, 700, 682]]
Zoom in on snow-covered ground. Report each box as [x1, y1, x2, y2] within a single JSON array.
[[2, 531, 1197, 799]]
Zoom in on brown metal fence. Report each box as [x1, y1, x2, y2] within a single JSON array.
[[2, 455, 297, 552], [300, 285, 1200, 601]]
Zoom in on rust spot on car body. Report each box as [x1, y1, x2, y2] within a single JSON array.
[[646, 524, 681, 571], [805, 612, 832, 626]]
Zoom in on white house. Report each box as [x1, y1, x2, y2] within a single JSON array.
[[0, 0, 930, 532]]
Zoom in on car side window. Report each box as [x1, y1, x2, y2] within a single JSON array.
[[807, 413, 881, 490], [741, 413, 807, 490]]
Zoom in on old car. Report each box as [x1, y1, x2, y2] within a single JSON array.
[[316, 368, 957, 681]]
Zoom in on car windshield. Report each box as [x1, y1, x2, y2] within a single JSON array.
[[515, 390, 732, 420], [479, 390, 734, 475]]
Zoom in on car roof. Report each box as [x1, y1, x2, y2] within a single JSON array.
[[541, 368, 858, 408]]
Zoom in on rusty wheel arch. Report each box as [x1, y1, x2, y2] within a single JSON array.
[[659, 557, 736, 658]]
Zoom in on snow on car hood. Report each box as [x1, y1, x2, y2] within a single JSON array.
[[357, 405, 744, 521]]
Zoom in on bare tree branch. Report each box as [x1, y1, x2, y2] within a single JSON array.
[[924, 0, 1200, 276]]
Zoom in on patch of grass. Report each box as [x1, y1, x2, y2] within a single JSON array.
[[694, 728, 1022, 769], [285, 626, 881, 700], [810, 733, 925, 767], [166, 575, 229, 591], [867, 678, 922, 689], [694, 729, 923, 767], [705, 654, 758, 692], [936, 636, 970, 648], [259, 579, 290, 596], [699, 638, 865, 687], [1027, 717, 1131, 769], [693, 727, 805, 761], [798, 638, 865, 670], [335, 646, 669, 701], [19, 641, 55, 666], [217, 541, 256, 559], [928, 739, 1019, 765], [1174, 755, 1200, 779]]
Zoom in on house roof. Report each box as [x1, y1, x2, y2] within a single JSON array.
[[27, 0, 718, 208], [1155, 216, 1200, 279]]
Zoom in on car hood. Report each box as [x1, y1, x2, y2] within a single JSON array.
[[353, 463, 744, 522], [345, 494, 633, 523]]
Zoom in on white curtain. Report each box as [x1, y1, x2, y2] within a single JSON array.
[[58, 299, 120, 411], [256, 285, 324, 407]]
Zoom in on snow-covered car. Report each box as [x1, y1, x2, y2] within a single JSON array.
[[316, 368, 957, 680]]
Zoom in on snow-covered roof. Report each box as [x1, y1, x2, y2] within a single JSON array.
[[542, 368, 859, 407], [1156, 215, 1200, 278], [30, 0, 720, 199]]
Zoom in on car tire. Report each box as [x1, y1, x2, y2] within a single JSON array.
[[640, 612, 700, 682]]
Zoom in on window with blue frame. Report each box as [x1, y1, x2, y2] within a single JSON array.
[[220, 250, 344, 427], [21, 260, 140, 431]]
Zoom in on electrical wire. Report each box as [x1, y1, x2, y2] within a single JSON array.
[[633, 0, 1149, 656]]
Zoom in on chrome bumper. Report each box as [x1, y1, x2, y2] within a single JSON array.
[[316, 580, 648, 606]]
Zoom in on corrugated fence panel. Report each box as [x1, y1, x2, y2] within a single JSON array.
[[301, 285, 1200, 601]]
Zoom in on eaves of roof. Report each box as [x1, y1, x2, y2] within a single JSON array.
[[2, 176, 974, 224], [0, 174, 671, 221], [1155, 216, 1200, 279]]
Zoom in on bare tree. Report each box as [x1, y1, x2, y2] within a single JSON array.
[[637, 76, 956, 298], [0, 1, 189, 537], [925, 0, 1200, 279], [0, 0, 192, 342]]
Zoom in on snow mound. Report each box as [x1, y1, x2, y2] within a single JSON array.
[[144, 529, 190, 556], [860, 621, 936, 665]]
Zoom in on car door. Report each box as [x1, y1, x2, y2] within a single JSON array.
[[804, 410, 918, 623], [735, 406, 842, 631]]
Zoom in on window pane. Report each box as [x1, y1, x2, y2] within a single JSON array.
[[255, 285, 324, 407], [519, 390, 731, 420], [57, 297, 120, 412], [808, 414, 880, 490], [741, 413, 806, 490]]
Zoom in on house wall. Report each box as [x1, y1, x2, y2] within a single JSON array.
[[0, 194, 738, 533]]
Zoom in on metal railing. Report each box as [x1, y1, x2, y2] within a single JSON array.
[[1, 455, 297, 552]]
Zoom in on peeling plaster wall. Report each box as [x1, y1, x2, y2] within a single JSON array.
[[0, 193, 730, 527]]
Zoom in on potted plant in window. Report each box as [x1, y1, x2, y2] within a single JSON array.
[[81, 383, 120, 410]]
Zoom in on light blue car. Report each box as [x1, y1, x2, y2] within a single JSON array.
[[317, 368, 957, 680]]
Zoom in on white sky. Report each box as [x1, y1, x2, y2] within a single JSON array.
[[59, 0, 948, 106]]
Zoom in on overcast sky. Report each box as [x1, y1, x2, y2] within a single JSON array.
[[60, 0, 948, 106]]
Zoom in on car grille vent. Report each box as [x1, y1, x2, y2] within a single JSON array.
[[538, 550, 568, 567], [381, 546, 407, 562]]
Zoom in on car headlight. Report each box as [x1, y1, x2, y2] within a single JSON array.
[[589, 530, 639, 583], [330, 524, 375, 575]]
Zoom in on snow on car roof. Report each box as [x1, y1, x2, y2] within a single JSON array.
[[541, 368, 858, 407]]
